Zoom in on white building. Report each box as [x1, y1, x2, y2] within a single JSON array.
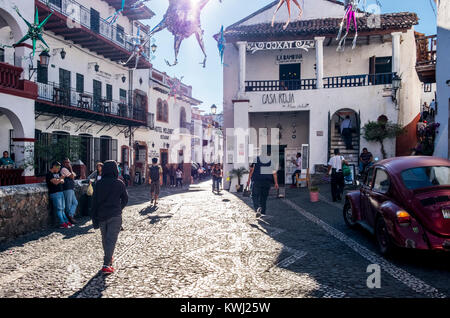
[[0, 0, 205, 186], [220, 0, 423, 189], [149, 68, 202, 183], [434, 0, 450, 159]]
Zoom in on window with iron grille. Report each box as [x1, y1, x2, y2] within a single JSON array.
[[106, 84, 113, 101]]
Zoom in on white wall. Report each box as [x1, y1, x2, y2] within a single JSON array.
[[434, 0, 450, 159]]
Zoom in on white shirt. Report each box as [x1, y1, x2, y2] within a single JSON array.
[[340, 119, 352, 133], [430, 101, 436, 110], [176, 170, 183, 178], [328, 155, 345, 170], [295, 157, 302, 169]]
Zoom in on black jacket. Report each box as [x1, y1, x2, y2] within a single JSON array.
[[92, 161, 128, 228]]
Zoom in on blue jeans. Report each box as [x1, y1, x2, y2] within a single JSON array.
[[359, 161, 373, 174], [212, 177, 221, 191], [64, 189, 78, 218], [50, 192, 68, 225], [251, 181, 271, 214]]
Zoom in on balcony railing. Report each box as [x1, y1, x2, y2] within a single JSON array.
[[323, 73, 394, 88], [245, 79, 317, 92], [36, 81, 146, 122], [245, 73, 395, 92], [38, 0, 150, 58], [0, 62, 23, 89]]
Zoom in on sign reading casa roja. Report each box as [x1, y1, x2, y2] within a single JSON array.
[[261, 93, 309, 110]]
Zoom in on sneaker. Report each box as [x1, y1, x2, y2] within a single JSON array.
[[68, 216, 77, 224], [67, 222, 74, 228], [101, 266, 114, 274], [256, 207, 262, 218], [60, 223, 69, 229], [150, 198, 154, 204]]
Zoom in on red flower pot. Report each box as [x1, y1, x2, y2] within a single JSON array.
[[310, 191, 319, 202]]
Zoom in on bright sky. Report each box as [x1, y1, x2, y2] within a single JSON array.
[[141, 0, 437, 114]]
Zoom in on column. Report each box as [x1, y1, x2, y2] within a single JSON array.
[[391, 32, 402, 75], [314, 37, 325, 89], [237, 41, 247, 95]]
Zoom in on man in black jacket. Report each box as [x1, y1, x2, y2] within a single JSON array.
[[92, 160, 128, 274]]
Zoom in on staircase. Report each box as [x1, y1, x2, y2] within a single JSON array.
[[330, 128, 360, 168]]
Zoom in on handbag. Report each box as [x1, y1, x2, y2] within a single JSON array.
[[86, 183, 94, 196], [243, 185, 251, 197]]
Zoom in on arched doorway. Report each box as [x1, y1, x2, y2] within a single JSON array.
[[329, 109, 360, 167]]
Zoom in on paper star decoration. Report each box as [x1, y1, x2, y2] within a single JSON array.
[[14, 6, 53, 57]]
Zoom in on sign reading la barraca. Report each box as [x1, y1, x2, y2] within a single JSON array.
[[247, 40, 315, 54]]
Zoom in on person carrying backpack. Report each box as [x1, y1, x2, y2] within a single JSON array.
[[149, 158, 163, 206]]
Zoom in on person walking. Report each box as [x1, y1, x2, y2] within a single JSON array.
[[46, 161, 73, 229], [163, 163, 169, 187], [212, 163, 222, 193], [123, 162, 131, 187], [92, 160, 128, 275], [340, 115, 353, 150], [422, 102, 430, 121], [176, 167, 183, 187], [429, 99, 436, 119], [60, 158, 78, 225], [290, 152, 302, 188], [246, 152, 279, 218], [149, 158, 163, 206], [88, 162, 103, 184], [169, 164, 176, 187], [327, 148, 348, 202]]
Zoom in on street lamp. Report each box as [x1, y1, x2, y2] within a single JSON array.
[[29, 50, 50, 80], [391, 74, 402, 105]]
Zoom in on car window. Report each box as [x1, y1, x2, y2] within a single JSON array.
[[401, 166, 450, 190], [373, 169, 390, 193], [365, 167, 375, 187]]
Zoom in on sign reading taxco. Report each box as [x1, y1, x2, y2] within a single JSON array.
[[261, 93, 309, 110], [247, 40, 315, 53]]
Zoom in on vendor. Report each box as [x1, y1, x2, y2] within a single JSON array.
[[0, 151, 15, 166]]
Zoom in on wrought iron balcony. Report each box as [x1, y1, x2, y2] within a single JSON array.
[[245, 79, 316, 92], [36, 0, 151, 69], [245, 73, 395, 92], [35, 81, 146, 126]]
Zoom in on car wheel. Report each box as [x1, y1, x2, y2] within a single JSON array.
[[343, 200, 357, 229], [375, 217, 394, 256]]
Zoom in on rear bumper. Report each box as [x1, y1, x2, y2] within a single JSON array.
[[389, 221, 450, 251]]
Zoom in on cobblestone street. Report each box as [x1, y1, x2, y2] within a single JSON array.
[[0, 180, 449, 298]]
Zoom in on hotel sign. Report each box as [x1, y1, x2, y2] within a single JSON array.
[[247, 40, 315, 54]]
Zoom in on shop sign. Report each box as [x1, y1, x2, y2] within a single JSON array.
[[155, 126, 174, 134], [276, 54, 303, 65]]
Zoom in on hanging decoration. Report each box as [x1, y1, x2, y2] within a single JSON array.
[[149, 0, 223, 68], [121, 25, 150, 69], [106, 0, 125, 25], [167, 76, 184, 103], [336, 0, 382, 51], [13, 6, 53, 57], [217, 25, 226, 65], [271, 0, 303, 30]]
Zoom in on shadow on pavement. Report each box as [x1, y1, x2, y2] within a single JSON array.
[[70, 271, 106, 298]]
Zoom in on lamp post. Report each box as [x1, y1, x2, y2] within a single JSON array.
[[391, 74, 402, 106]]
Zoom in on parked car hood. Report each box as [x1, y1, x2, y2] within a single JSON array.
[[411, 186, 450, 237]]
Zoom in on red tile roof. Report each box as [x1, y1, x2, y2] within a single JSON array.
[[218, 12, 419, 42]]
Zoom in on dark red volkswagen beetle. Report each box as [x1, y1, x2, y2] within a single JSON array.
[[344, 156, 450, 255]]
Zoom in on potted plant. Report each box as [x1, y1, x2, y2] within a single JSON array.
[[309, 186, 320, 202], [230, 167, 249, 192], [362, 119, 405, 159]]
